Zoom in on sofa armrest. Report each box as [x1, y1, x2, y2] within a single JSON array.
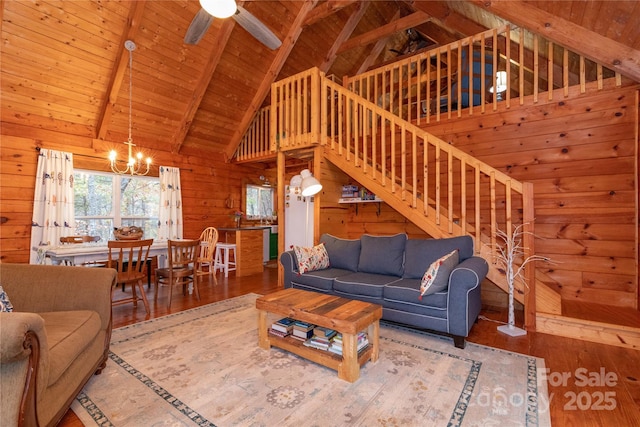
[[279, 251, 298, 289], [0, 264, 116, 331], [447, 256, 488, 337]]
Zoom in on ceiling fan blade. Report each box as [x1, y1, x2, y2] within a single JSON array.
[[233, 6, 282, 50], [184, 8, 213, 45]]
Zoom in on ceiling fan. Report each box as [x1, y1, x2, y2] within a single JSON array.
[[185, 0, 282, 50]]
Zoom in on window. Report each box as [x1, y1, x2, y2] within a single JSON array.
[[73, 170, 160, 242], [245, 184, 274, 220]]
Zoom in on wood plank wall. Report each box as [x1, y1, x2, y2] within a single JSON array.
[[424, 86, 637, 309], [0, 124, 262, 263]]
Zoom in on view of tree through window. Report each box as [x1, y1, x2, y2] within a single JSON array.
[[74, 170, 160, 242], [246, 184, 274, 220]]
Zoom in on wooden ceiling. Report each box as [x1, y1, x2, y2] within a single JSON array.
[[2, 1, 640, 161]]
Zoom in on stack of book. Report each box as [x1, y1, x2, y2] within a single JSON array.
[[269, 317, 295, 338], [291, 320, 315, 341], [328, 332, 369, 356], [302, 326, 337, 351]]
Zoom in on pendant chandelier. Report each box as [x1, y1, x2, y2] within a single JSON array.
[[109, 40, 151, 176]]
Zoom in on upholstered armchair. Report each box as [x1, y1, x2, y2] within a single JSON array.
[[0, 264, 116, 427]]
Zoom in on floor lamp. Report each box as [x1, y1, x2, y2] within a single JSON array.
[[300, 169, 322, 246]]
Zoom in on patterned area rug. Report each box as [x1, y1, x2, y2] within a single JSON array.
[[71, 294, 551, 426]]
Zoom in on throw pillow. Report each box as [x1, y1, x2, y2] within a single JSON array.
[[293, 243, 330, 274], [419, 249, 459, 300], [0, 285, 14, 312]]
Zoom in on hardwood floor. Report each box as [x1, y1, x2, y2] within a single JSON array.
[[59, 265, 640, 426]]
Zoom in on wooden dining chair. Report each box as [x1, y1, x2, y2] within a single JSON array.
[[154, 239, 201, 309], [59, 235, 103, 265], [60, 235, 101, 244], [107, 238, 154, 314], [197, 227, 219, 284]]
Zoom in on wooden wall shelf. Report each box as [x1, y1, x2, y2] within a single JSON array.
[[338, 198, 383, 216]]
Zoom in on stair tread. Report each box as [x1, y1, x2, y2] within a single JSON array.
[[560, 300, 640, 328]]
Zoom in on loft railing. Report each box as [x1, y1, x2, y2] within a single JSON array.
[[343, 25, 624, 124], [235, 106, 271, 162], [237, 25, 626, 159]]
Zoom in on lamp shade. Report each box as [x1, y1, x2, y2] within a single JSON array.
[[200, 0, 237, 18], [300, 169, 322, 196]]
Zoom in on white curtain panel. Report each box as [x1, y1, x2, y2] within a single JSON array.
[[158, 166, 183, 240], [30, 149, 75, 264]]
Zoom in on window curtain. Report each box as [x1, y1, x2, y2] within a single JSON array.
[[29, 149, 75, 264], [158, 166, 183, 240]]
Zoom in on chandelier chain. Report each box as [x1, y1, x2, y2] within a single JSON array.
[[109, 40, 150, 176]]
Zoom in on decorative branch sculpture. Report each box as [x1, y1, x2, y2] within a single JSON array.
[[495, 223, 551, 336]]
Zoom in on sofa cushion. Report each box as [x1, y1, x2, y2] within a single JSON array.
[[334, 272, 402, 298], [39, 310, 102, 387], [293, 243, 330, 273], [0, 285, 13, 312], [384, 279, 449, 313], [358, 234, 407, 276], [403, 235, 473, 279], [291, 268, 353, 292], [320, 234, 361, 272], [420, 250, 459, 298]]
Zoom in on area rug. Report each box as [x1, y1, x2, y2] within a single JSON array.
[[71, 294, 551, 426]]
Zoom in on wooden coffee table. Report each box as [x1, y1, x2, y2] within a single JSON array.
[[256, 288, 383, 382]]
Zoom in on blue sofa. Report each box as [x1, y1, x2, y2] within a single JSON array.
[[280, 233, 488, 348]]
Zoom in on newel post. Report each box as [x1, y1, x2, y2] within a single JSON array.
[[522, 182, 536, 330], [310, 67, 321, 144]]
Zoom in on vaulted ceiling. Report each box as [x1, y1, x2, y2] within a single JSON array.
[[2, 1, 639, 161]]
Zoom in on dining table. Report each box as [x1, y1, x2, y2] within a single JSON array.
[[41, 240, 170, 288]]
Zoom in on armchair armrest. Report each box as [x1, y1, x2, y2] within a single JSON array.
[[447, 256, 488, 337], [1, 312, 49, 427], [0, 312, 47, 363]]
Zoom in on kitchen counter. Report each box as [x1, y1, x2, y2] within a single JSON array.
[[217, 227, 271, 277]]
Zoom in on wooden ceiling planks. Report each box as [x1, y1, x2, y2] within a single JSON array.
[[2, 0, 640, 159]]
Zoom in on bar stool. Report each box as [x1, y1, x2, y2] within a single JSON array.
[[214, 243, 237, 278]]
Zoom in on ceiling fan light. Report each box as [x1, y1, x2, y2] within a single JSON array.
[[200, 0, 237, 19]]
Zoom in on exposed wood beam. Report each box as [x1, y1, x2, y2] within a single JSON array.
[[96, 1, 146, 142], [337, 11, 431, 54], [303, 0, 359, 27], [319, 1, 371, 73], [224, 1, 319, 159], [409, 1, 485, 37], [472, 0, 640, 83], [171, 18, 237, 154], [355, 10, 402, 75]]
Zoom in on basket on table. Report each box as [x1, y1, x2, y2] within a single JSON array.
[[113, 226, 144, 240]]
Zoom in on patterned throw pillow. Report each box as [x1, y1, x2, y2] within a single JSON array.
[[0, 285, 14, 312], [293, 243, 330, 274], [419, 249, 459, 300]]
